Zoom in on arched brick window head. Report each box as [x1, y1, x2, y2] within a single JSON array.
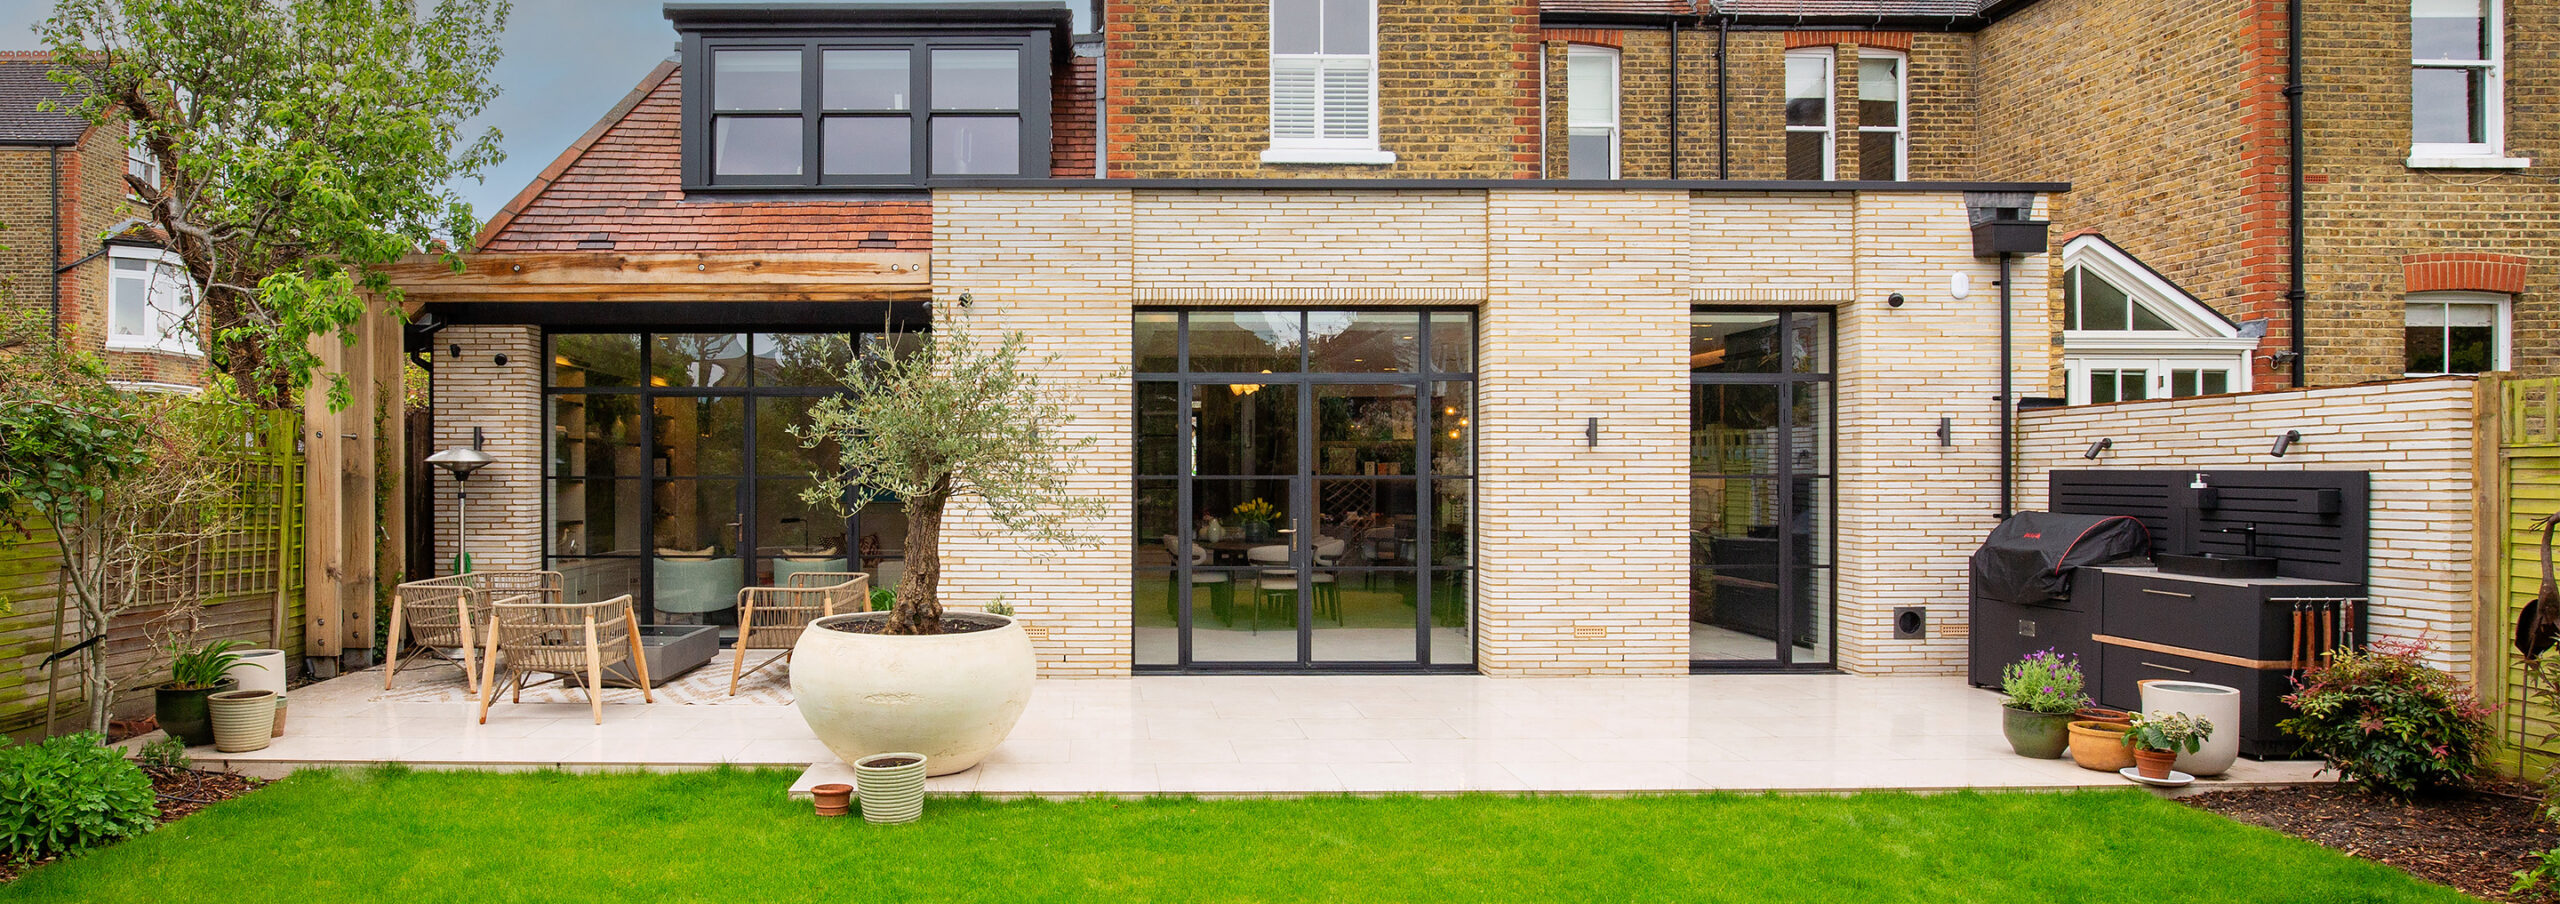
[[2404, 252, 2528, 295]]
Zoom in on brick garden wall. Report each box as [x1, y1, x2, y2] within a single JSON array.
[[2015, 377, 2489, 678]]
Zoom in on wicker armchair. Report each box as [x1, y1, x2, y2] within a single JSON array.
[[475, 593, 653, 724], [385, 571, 562, 692], [728, 572, 870, 695]]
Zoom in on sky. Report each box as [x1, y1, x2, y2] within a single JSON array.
[[0, 1, 1093, 224]]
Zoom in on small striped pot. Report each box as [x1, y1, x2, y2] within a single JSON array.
[[854, 752, 928, 825], [206, 689, 277, 753]]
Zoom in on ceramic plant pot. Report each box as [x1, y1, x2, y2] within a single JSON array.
[[2076, 706, 2134, 725], [153, 679, 237, 748], [2067, 720, 2136, 772], [223, 649, 288, 696], [206, 689, 277, 753], [2001, 706, 2073, 759], [791, 612, 1034, 776], [810, 783, 853, 818], [2140, 680, 2241, 776], [2131, 746, 2179, 780], [854, 753, 928, 825]]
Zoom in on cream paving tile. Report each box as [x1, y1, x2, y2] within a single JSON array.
[[1329, 762, 1531, 793], [201, 736, 433, 763], [736, 738, 838, 764], [972, 762, 1157, 795], [1292, 717, 1464, 740], [1154, 763, 1347, 795], [577, 739, 755, 764], [1144, 717, 1308, 741], [1230, 739, 1408, 764], [1558, 738, 1714, 763], [977, 738, 1075, 765], [1071, 737, 1240, 764], [1390, 738, 1576, 764], [1497, 761, 1707, 793], [396, 737, 606, 764]]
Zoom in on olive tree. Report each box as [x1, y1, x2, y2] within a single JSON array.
[[799, 324, 1103, 636], [40, 0, 507, 407]]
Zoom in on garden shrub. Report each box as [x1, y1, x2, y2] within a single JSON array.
[[2280, 638, 2494, 798], [0, 732, 157, 861]]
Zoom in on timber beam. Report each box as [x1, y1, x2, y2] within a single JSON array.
[[380, 251, 933, 309]]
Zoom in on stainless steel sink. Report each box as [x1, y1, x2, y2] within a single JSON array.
[[2154, 553, 2279, 579]]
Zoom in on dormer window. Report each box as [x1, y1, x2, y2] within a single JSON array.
[[673, 5, 1066, 190]]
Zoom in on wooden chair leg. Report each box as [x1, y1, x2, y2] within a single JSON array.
[[626, 601, 653, 704], [727, 604, 750, 697], [383, 599, 406, 690], [456, 603, 480, 696], [474, 620, 502, 725], [583, 616, 605, 724]]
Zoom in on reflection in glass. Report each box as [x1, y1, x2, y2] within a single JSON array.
[[822, 50, 910, 110], [651, 334, 751, 388], [1691, 312, 1783, 373], [652, 479, 742, 623], [1429, 312, 1474, 374], [1431, 480, 1470, 566], [754, 334, 853, 388], [1318, 479, 1415, 567], [1307, 311, 1420, 374], [1691, 384, 1780, 475], [653, 396, 747, 477], [1134, 312, 1178, 373], [1189, 312, 1303, 374], [550, 479, 644, 557], [755, 396, 837, 477], [1315, 384, 1415, 476], [823, 116, 911, 176], [756, 478, 847, 585], [1791, 382, 1831, 476], [855, 499, 908, 575], [714, 50, 801, 110], [714, 117, 802, 177], [1310, 569, 1412, 662], [1429, 569, 1472, 664], [930, 117, 1019, 175], [931, 49, 1020, 110], [1690, 475, 1781, 663], [1135, 480, 1178, 561], [1134, 568, 1178, 666], [1191, 384, 1297, 476], [551, 394, 644, 480], [1787, 313, 1831, 374], [551, 334, 641, 388], [1431, 382, 1472, 475], [1136, 383, 1180, 476], [1192, 479, 1293, 550]]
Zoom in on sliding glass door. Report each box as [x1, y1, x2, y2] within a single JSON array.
[[1134, 310, 1475, 671], [1689, 310, 1834, 669]]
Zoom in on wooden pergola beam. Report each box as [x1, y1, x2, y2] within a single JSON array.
[[380, 251, 933, 309]]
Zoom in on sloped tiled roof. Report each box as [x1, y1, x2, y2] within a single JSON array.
[[1540, 1, 1697, 14], [0, 54, 93, 146], [1703, 0, 1991, 15]]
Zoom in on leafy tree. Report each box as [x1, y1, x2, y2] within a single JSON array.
[[40, 0, 508, 407], [800, 324, 1103, 636]]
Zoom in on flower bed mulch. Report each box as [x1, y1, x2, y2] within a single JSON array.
[[0, 765, 266, 884], [2186, 782, 2558, 902]]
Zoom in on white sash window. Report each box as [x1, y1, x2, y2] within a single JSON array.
[[1265, 0, 1392, 164]]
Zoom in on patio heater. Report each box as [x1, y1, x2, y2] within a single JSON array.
[[426, 431, 495, 575]]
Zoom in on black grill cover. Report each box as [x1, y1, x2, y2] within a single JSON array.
[[1969, 512, 2152, 606]]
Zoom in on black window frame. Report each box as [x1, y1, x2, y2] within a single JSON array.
[[681, 29, 1056, 191]]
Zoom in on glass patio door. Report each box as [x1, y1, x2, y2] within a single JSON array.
[[1689, 310, 1834, 668], [1133, 310, 1475, 671]]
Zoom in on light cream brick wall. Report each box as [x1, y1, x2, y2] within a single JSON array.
[[1691, 192, 1857, 297], [1832, 192, 2056, 675], [933, 191, 1138, 678], [1130, 191, 1487, 302], [2015, 377, 2486, 678], [1478, 190, 1693, 676], [429, 325, 545, 576]]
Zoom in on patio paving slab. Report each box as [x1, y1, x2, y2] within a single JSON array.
[[197, 661, 2332, 796]]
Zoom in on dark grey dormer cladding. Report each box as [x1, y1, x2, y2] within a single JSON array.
[[668, 3, 1073, 191]]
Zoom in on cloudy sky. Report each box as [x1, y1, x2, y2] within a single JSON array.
[[0, 1, 1092, 222]]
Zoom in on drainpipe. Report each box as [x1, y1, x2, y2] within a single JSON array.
[[1669, 17, 1681, 179], [1717, 13, 1731, 179], [1998, 251, 2014, 519], [2284, 0, 2306, 387]]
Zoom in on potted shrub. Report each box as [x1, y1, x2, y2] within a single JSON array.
[[1999, 649, 2087, 759], [2123, 711, 2213, 780], [2282, 637, 2494, 797], [789, 322, 1101, 777], [153, 639, 252, 747]]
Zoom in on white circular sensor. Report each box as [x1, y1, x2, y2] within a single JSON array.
[[1949, 272, 1973, 300]]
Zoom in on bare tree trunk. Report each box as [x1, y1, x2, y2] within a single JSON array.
[[889, 487, 949, 636]]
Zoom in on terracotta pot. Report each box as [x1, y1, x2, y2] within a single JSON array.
[[2076, 706, 2133, 724], [2001, 706, 2073, 759], [2067, 720, 2135, 772], [791, 612, 1033, 776], [810, 783, 853, 818], [2131, 746, 2179, 780]]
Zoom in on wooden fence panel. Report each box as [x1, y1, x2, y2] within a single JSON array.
[[2496, 377, 2560, 779]]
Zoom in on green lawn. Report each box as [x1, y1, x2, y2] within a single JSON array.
[[2, 768, 2473, 903]]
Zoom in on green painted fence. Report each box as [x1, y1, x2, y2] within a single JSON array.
[[2496, 377, 2560, 779], [0, 411, 304, 739]]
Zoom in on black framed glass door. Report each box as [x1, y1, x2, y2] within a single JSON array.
[[545, 330, 912, 638], [1690, 310, 1835, 669], [1134, 310, 1475, 671]]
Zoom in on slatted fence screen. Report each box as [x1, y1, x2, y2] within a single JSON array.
[[2498, 377, 2560, 779]]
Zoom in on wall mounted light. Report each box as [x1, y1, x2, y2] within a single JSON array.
[[448, 343, 462, 358], [493, 354, 509, 367], [2269, 429, 2302, 458], [1887, 292, 1906, 308], [2083, 438, 2112, 460], [1586, 417, 1599, 448], [1937, 417, 1953, 447], [958, 290, 974, 308]]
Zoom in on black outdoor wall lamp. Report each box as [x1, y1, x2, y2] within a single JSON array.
[[2084, 438, 2112, 460], [2269, 430, 2303, 458], [1887, 292, 1906, 308]]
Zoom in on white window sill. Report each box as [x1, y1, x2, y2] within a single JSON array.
[[1260, 147, 1397, 165], [2405, 155, 2531, 170], [105, 336, 204, 357]]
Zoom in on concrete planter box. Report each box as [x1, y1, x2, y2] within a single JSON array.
[[602, 625, 718, 688]]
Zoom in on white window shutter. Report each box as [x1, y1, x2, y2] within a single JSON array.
[[1320, 60, 1372, 141], [1271, 59, 1320, 141]]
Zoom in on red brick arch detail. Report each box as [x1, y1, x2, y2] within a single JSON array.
[[1541, 28, 1623, 48], [1783, 31, 1914, 52], [2405, 252, 2530, 295]]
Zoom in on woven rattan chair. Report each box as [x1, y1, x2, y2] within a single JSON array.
[[385, 571, 562, 692], [728, 572, 870, 695], [475, 593, 652, 724]]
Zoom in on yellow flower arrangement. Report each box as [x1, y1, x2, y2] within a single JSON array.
[[1232, 498, 1277, 523]]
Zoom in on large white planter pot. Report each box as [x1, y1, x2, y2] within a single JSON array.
[[225, 649, 288, 696], [2140, 679, 2241, 777], [790, 612, 1034, 776]]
